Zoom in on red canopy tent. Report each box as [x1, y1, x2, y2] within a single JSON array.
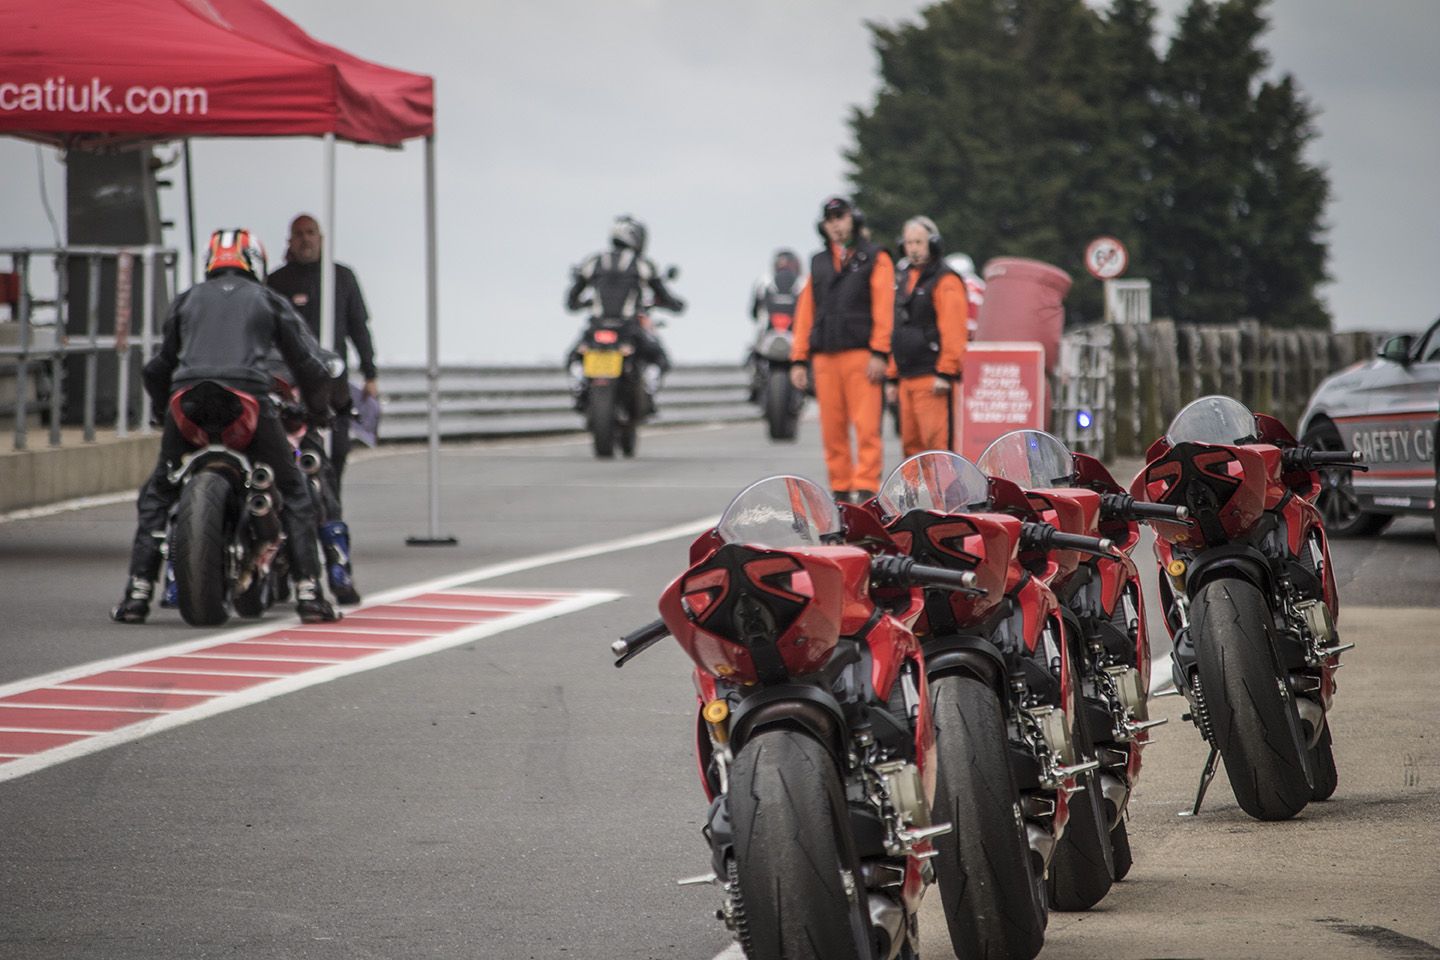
[[0, 0, 453, 542]]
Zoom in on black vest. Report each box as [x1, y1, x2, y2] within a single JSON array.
[[809, 239, 881, 354], [892, 260, 955, 378]]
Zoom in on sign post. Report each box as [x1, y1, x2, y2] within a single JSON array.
[[954, 342, 1047, 461]]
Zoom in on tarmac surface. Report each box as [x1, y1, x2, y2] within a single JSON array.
[[1, 419, 1436, 959]]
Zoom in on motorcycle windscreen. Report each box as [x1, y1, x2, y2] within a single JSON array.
[[1166, 395, 1257, 446], [877, 452, 991, 518], [977, 429, 1075, 487], [716, 475, 843, 548]]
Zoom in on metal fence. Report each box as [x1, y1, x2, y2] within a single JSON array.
[[374, 363, 759, 441], [1, 245, 177, 450]]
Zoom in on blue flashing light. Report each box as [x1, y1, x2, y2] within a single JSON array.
[[1076, 410, 1093, 430]]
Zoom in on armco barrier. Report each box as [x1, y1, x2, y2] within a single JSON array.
[[376, 363, 759, 441]]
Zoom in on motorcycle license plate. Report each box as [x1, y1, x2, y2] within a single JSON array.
[[583, 351, 624, 379]]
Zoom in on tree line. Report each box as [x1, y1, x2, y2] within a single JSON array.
[[848, 0, 1330, 328]]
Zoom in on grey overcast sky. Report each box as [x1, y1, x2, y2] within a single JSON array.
[[1, 0, 1436, 367]]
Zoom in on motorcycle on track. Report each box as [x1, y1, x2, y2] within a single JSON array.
[[978, 430, 1186, 907], [862, 452, 1114, 959], [1132, 395, 1363, 820], [612, 475, 981, 960], [749, 310, 805, 442], [162, 381, 287, 626]]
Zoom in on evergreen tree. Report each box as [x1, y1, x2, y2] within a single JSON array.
[[847, 0, 1331, 328]]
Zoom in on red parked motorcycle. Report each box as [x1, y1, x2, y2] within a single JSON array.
[[978, 430, 1185, 908], [612, 475, 976, 960], [1132, 395, 1363, 820], [863, 452, 1112, 959]]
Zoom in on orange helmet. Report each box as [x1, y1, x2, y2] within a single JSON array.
[[204, 228, 267, 281]]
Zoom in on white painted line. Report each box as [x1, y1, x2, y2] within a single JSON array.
[[0, 590, 620, 783], [0, 703, 162, 713], [0, 727, 100, 737], [181, 652, 348, 664], [0, 513, 714, 702], [712, 945, 744, 960], [55, 684, 231, 696], [0, 490, 134, 525], [245, 638, 396, 650], [117, 666, 295, 679]]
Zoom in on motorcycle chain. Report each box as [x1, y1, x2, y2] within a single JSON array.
[[724, 858, 755, 958], [1190, 671, 1217, 743]]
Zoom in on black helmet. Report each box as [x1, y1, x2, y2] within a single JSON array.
[[816, 195, 865, 240], [773, 248, 800, 272], [610, 215, 648, 255]]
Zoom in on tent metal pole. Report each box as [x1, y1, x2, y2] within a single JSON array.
[[320, 132, 337, 353], [407, 133, 456, 546], [183, 139, 198, 285]]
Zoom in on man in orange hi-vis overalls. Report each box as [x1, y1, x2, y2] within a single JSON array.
[[887, 215, 969, 456], [789, 196, 895, 502]]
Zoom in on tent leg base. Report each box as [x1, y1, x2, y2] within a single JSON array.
[[405, 536, 459, 547]]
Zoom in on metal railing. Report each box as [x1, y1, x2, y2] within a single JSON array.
[[1, 245, 177, 451], [374, 363, 760, 441]]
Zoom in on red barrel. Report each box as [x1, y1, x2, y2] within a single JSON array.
[[975, 257, 1072, 374]]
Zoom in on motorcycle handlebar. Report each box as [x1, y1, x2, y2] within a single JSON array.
[[1021, 521, 1117, 557], [1283, 445, 1368, 472], [870, 554, 985, 595], [612, 617, 670, 669], [1101, 492, 1189, 523]]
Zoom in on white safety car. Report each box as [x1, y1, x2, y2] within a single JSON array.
[[1298, 316, 1440, 536]]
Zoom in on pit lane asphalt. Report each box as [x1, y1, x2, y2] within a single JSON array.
[[1, 420, 1436, 959]]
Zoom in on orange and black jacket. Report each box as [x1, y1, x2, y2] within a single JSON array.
[[890, 260, 968, 381], [791, 239, 895, 362]]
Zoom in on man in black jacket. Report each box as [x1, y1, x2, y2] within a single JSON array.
[[267, 214, 379, 493], [112, 229, 341, 625]]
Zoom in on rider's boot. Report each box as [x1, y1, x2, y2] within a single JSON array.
[[110, 576, 154, 624], [158, 559, 179, 608], [568, 360, 588, 412], [319, 520, 362, 605], [295, 579, 342, 624], [641, 363, 663, 417]]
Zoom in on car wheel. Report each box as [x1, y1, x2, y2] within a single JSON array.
[[1302, 422, 1392, 537]]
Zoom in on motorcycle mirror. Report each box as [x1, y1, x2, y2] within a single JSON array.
[[666, 265, 680, 281]]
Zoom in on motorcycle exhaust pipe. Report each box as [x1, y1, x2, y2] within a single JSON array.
[[298, 451, 323, 476], [1100, 771, 1129, 826], [1026, 822, 1057, 870], [247, 492, 283, 543], [250, 464, 275, 491], [867, 894, 906, 960], [1294, 695, 1325, 749]]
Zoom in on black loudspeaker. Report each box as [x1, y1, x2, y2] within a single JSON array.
[[63, 148, 170, 425]]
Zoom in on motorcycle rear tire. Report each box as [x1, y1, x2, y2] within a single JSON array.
[[173, 470, 234, 627], [728, 729, 872, 960], [1192, 578, 1312, 821], [1047, 696, 1116, 911], [618, 381, 638, 458], [765, 368, 799, 442], [930, 674, 1046, 960], [588, 381, 617, 459]]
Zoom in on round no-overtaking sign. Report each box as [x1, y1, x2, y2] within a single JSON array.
[[1084, 236, 1128, 280]]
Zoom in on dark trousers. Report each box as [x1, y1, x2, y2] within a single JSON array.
[[329, 413, 352, 498], [127, 403, 321, 583]]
